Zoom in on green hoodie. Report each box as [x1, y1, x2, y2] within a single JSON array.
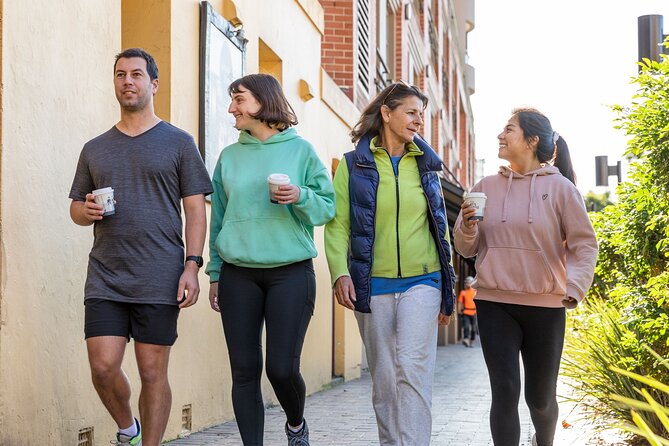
[[206, 128, 335, 282]]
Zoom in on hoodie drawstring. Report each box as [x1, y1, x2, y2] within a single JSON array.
[[528, 173, 538, 223], [502, 171, 513, 222], [501, 171, 538, 223]]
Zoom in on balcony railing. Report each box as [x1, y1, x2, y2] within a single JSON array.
[[375, 47, 392, 93]]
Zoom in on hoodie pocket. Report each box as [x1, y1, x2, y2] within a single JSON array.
[[215, 217, 316, 265], [476, 247, 555, 295]]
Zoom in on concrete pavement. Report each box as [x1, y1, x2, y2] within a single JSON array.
[[165, 342, 627, 445]]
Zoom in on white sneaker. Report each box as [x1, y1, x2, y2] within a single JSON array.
[[114, 418, 142, 446]]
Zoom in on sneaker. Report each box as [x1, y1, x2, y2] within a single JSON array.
[[285, 419, 309, 446], [114, 418, 142, 445]]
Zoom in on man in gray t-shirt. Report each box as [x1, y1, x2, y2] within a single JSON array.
[[69, 48, 212, 446]]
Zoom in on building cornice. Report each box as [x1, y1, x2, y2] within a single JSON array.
[[320, 68, 360, 129], [294, 0, 325, 36]]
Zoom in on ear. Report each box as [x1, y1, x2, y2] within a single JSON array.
[[380, 104, 391, 123], [152, 78, 159, 95], [527, 135, 539, 150]]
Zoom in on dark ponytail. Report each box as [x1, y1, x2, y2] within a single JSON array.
[[553, 136, 576, 185], [513, 107, 576, 185]]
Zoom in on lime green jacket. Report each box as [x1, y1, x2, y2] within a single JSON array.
[[325, 138, 441, 285]]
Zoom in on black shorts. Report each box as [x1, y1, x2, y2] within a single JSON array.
[[84, 299, 180, 346]]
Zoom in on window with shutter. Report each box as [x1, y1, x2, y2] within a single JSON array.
[[356, 0, 371, 94]]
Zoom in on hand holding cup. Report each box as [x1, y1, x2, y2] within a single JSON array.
[[461, 192, 486, 228], [92, 187, 116, 216], [273, 184, 301, 204], [83, 193, 105, 222], [267, 173, 300, 204]]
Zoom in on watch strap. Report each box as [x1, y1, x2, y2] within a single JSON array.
[[185, 255, 203, 268]]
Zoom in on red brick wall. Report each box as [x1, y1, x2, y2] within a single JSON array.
[[459, 102, 468, 185], [431, 112, 439, 151], [394, 6, 403, 81], [320, 0, 355, 99]]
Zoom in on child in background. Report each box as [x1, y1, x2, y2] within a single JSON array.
[[458, 276, 477, 347]]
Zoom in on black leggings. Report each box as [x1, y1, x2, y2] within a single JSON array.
[[476, 300, 565, 446], [218, 260, 316, 446]]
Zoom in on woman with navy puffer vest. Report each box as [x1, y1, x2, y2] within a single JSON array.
[[454, 108, 598, 446], [325, 82, 456, 446]]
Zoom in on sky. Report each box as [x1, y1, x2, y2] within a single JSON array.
[[468, 0, 669, 195]]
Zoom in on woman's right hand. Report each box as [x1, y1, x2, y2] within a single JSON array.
[[209, 282, 220, 312], [460, 201, 479, 229], [334, 276, 357, 310]]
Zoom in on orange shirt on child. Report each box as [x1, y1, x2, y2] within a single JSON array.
[[458, 288, 477, 316]]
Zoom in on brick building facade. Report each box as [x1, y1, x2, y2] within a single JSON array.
[[319, 0, 478, 316], [320, 0, 476, 189]]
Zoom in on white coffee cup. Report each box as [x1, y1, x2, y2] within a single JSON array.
[[267, 173, 291, 204], [464, 192, 486, 221], [93, 187, 115, 216]]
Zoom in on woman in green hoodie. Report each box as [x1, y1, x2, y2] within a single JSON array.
[[206, 74, 335, 446]]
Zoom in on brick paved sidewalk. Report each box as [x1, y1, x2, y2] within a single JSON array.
[[165, 343, 627, 445]]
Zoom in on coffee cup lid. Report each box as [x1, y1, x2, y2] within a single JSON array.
[[93, 187, 114, 195], [267, 173, 290, 184], [465, 192, 486, 199]]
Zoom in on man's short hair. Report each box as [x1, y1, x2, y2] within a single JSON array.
[[114, 48, 159, 81]]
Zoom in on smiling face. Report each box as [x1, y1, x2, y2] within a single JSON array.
[[497, 114, 537, 167], [228, 85, 263, 133], [381, 95, 425, 145], [114, 57, 157, 112]]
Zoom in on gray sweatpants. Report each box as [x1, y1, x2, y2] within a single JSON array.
[[355, 284, 441, 446]]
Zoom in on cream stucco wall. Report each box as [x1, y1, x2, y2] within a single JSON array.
[[1, 1, 122, 445], [1, 0, 362, 444]]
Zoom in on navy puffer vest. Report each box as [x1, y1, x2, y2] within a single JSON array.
[[345, 134, 456, 315]]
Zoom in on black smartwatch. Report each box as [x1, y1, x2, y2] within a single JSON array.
[[185, 255, 204, 268]]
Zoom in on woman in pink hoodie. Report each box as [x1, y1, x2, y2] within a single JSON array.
[[454, 108, 598, 446]]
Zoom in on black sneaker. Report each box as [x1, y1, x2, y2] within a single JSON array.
[[285, 419, 309, 446]]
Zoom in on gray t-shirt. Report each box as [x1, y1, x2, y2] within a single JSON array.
[[69, 121, 213, 305]]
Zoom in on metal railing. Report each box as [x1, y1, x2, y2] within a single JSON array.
[[375, 47, 392, 93]]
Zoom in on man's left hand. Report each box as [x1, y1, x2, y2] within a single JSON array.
[[177, 263, 200, 308]]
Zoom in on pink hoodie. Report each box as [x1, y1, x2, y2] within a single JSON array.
[[454, 165, 598, 308]]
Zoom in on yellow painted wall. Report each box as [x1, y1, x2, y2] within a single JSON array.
[[0, 0, 362, 444], [122, 0, 172, 121], [166, 1, 234, 436]]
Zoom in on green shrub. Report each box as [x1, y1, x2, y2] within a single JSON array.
[[608, 346, 669, 445], [562, 299, 665, 428], [565, 51, 669, 441]]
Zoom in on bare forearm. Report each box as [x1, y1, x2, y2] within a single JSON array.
[[70, 200, 96, 226], [183, 195, 207, 256]]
